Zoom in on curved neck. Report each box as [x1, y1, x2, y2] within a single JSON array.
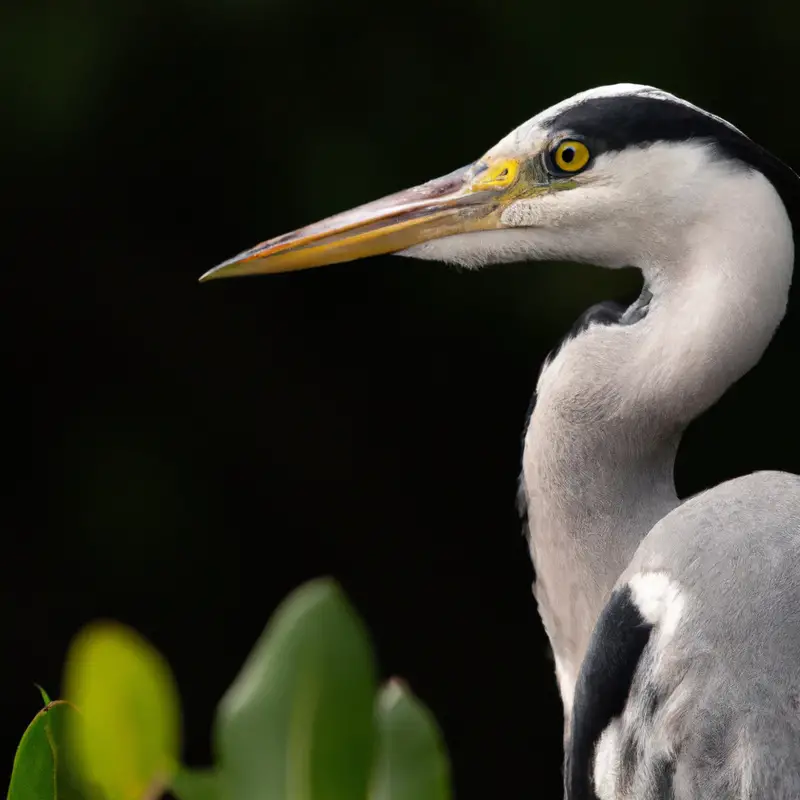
[[522, 169, 794, 722]]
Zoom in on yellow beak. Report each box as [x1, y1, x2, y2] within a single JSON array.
[[200, 158, 523, 281]]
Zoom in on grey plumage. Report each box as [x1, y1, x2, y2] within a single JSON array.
[[574, 473, 800, 799]]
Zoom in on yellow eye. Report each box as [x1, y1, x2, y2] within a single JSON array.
[[550, 140, 591, 173]]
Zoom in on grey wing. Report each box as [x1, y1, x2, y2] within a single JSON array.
[[566, 471, 800, 800]]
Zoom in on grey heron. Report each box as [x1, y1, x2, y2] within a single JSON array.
[[202, 84, 800, 799]]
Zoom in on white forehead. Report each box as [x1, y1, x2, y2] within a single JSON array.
[[487, 83, 747, 155]]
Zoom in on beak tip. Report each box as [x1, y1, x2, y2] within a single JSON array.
[[199, 253, 247, 283], [198, 267, 227, 283]]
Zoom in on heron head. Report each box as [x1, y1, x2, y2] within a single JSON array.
[[200, 84, 797, 283]]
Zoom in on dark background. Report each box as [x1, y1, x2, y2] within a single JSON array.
[[5, 1, 800, 796]]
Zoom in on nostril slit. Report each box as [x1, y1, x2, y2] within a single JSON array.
[[498, 168, 509, 178]]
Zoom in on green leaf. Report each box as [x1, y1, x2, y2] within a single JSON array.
[[7, 698, 79, 800], [215, 578, 377, 800], [62, 622, 181, 800], [170, 768, 219, 800], [369, 679, 452, 800]]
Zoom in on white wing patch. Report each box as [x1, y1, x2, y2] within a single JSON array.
[[629, 571, 685, 641]]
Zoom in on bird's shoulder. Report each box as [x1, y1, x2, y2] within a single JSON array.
[[632, 469, 800, 580], [675, 469, 800, 519], [565, 471, 800, 799], [566, 569, 800, 799]]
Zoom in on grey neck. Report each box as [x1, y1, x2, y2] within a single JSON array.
[[521, 169, 794, 725], [522, 296, 680, 728], [522, 294, 681, 727]]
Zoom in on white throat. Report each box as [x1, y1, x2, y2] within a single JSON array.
[[521, 163, 794, 723]]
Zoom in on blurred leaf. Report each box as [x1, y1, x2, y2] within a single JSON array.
[[7, 697, 81, 800], [215, 578, 377, 800], [370, 679, 452, 800], [63, 622, 181, 800], [37, 685, 53, 705], [170, 768, 219, 800]]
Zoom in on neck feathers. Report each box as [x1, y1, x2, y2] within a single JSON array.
[[522, 165, 794, 713]]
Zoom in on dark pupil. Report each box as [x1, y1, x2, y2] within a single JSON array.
[[562, 146, 575, 163]]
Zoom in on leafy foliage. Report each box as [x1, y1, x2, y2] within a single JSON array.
[[7, 579, 453, 800], [7, 694, 82, 800], [370, 680, 451, 800], [215, 579, 376, 800], [62, 622, 181, 800]]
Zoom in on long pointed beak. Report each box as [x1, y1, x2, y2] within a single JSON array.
[[200, 158, 522, 281]]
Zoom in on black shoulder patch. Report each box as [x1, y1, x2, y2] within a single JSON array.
[[564, 584, 654, 800]]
